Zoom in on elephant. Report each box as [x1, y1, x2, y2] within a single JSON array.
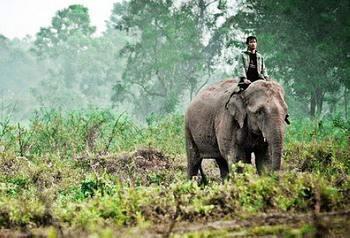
[[185, 78, 289, 182]]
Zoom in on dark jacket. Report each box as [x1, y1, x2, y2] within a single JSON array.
[[238, 50, 269, 80]]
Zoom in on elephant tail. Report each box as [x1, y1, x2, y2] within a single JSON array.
[[185, 119, 207, 184]]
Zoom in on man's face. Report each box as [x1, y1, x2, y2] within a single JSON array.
[[248, 39, 257, 51]]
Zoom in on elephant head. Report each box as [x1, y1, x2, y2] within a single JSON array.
[[226, 80, 289, 171]]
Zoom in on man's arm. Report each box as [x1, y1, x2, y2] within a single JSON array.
[[237, 53, 247, 82], [261, 56, 270, 80]]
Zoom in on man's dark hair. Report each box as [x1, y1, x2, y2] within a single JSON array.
[[246, 36, 257, 44]]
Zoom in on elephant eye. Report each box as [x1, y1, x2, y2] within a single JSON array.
[[256, 108, 264, 115]]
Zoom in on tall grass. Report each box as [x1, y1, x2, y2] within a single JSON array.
[[0, 109, 349, 236], [0, 109, 185, 158]]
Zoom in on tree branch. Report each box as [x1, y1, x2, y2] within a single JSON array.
[[134, 81, 166, 97]]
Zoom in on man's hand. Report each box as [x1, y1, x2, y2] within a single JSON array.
[[243, 79, 252, 84], [238, 78, 251, 91]]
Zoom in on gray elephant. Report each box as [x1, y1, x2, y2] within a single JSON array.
[[185, 78, 289, 182]]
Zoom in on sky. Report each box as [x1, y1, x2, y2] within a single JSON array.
[[0, 0, 120, 39]]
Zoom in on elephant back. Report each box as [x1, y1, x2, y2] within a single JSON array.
[[187, 78, 240, 117], [185, 78, 241, 131], [192, 78, 239, 105], [244, 80, 286, 104]]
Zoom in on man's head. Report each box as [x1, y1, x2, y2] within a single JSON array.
[[246, 36, 257, 51]]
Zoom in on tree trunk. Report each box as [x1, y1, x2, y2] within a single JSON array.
[[316, 88, 324, 117], [345, 88, 349, 119], [310, 92, 316, 118], [190, 83, 195, 101], [330, 101, 336, 114]]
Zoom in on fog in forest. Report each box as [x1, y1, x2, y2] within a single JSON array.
[[1, 1, 350, 236], [1, 0, 349, 122]]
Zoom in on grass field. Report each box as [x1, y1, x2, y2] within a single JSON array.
[[0, 110, 349, 237]]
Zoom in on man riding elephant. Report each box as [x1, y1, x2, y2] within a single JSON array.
[[235, 36, 270, 92], [185, 79, 290, 183], [185, 36, 290, 183]]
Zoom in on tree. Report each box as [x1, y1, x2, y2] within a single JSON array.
[[236, 0, 350, 118], [31, 5, 125, 110], [0, 36, 41, 120], [33, 4, 95, 57], [109, 0, 244, 118], [109, 1, 205, 117]]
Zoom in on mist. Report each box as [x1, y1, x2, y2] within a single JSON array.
[[0, 1, 350, 235], [0, 0, 349, 122]]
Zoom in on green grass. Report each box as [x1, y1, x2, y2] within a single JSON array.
[[0, 109, 349, 236]]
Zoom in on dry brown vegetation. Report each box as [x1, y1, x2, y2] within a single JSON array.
[[0, 111, 349, 237]]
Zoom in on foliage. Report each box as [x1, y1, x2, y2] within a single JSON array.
[[109, 0, 245, 118], [286, 115, 350, 146], [0, 109, 185, 158], [33, 5, 95, 57], [110, 0, 206, 117], [29, 5, 128, 113], [0, 1, 350, 235], [0, 111, 349, 236], [0, 37, 41, 121], [237, 0, 350, 117], [2, 1, 349, 121]]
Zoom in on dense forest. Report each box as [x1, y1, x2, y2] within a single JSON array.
[[1, 0, 349, 121], [0, 0, 350, 237]]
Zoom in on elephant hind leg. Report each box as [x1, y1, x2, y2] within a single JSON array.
[[186, 128, 203, 180], [199, 165, 208, 185], [187, 155, 202, 178], [215, 156, 229, 180], [188, 156, 207, 185]]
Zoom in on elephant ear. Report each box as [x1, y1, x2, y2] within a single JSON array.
[[226, 95, 247, 128], [247, 103, 261, 114]]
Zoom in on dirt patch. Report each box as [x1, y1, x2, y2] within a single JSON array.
[[2, 210, 350, 238], [132, 148, 171, 171], [152, 210, 350, 237], [74, 147, 175, 185]]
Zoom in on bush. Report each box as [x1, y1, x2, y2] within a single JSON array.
[[0, 110, 349, 236]]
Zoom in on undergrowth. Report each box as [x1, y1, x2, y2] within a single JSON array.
[[0, 109, 349, 236]]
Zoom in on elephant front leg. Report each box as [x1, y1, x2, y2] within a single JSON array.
[[241, 150, 252, 164], [215, 156, 229, 180], [254, 145, 270, 174], [235, 149, 252, 173]]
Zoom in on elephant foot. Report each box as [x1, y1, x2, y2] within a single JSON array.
[[215, 156, 229, 180]]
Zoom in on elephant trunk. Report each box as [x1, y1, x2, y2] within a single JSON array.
[[266, 120, 284, 171]]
